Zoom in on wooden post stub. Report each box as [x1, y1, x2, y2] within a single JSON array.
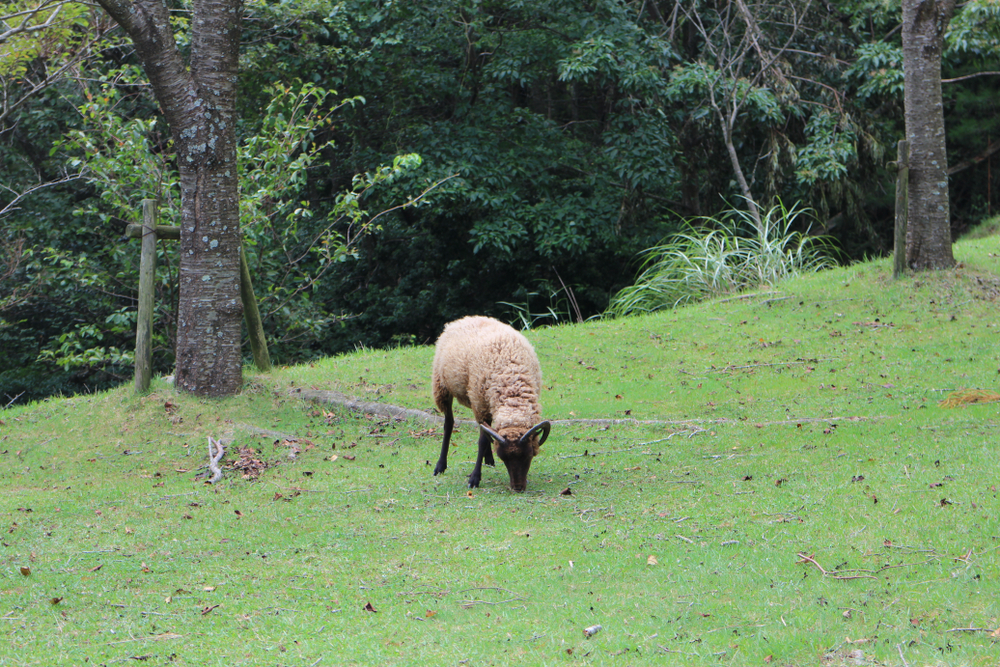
[[893, 140, 909, 279], [135, 199, 158, 393], [240, 245, 272, 372]]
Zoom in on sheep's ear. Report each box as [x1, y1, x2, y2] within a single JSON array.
[[480, 423, 506, 445], [521, 421, 551, 447]]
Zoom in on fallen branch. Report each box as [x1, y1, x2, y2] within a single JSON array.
[[708, 359, 839, 373], [458, 597, 524, 608], [295, 388, 717, 427], [574, 507, 613, 523], [293, 388, 884, 431], [207, 437, 225, 484], [897, 643, 910, 667], [457, 587, 526, 608], [457, 586, 521, 595], [796, 553, 877, 580], [102, 632, 184, 645], [715, 289, 782, 303], [292, 388, 451, 424], [397, 587, 450, 598], [944, 626, 991, 633], [4, 391, 25, 409], [549, 418, 708, 427]]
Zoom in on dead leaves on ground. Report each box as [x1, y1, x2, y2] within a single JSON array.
[[231, 446, 269, 480], [939, 388, 1000, 408]]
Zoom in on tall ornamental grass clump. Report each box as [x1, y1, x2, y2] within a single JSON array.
[[607, 199, 838, 316]]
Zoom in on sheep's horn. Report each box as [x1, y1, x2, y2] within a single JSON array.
[[480, 423, 505, 444], [521, 421, 551, 447]]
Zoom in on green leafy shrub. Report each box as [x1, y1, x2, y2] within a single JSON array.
[[606, 199, 838, 316]]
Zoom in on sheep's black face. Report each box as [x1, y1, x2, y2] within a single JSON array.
[[496, 443, 534, 493], [482, 421, 551, 493]]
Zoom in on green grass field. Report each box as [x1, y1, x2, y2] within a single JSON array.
[[3, 236, 1000, 666]]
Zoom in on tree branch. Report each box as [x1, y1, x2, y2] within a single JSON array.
[[93, 0, 198, 134], [942, 70, 1000, 83], [0, 0, 66, 44], [946, 136, 1000, 176], [0, 20, 118, 128], [0, 173, 82, 218]]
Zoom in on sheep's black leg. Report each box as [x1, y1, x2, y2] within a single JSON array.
[[469, 427, 496, 488], [479, 427, 495, 467], [433, 409, 453, 476], [468, 443, 484, 488]]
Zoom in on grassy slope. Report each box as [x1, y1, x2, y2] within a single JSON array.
[[3, 236, 1000, 666]]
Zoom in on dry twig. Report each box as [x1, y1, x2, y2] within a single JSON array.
[[944, 626, 990, 633], [457, 586, 525, 607], [796, 553, 877, 580], [207, 437, 225, 484]]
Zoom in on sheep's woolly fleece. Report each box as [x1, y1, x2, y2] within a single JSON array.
[[432, 316, 542, 436]]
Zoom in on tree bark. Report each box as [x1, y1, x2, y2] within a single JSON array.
[[95, 0, 244, 395], [902, 0, 956, 270]]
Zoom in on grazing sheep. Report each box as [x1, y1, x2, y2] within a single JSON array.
[[431, 316, 551, 492]]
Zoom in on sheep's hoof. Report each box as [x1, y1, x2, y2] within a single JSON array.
[[433, 462, 447, 476], [467, 475, 481, 489]]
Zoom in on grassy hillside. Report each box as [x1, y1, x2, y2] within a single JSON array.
[[3, 233, 1000, 666]]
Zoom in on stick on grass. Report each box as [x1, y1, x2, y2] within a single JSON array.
[[207, 437, 225, 484]]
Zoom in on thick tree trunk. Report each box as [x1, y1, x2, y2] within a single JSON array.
[[174, 157, 244, 395], [902, 0, 956, 270], [173, 0, 244, 395], [97, 0, 244, 396]]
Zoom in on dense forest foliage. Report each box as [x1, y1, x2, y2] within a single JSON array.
[[2, 0, 999, 404]]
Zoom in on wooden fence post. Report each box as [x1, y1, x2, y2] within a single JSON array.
[[893, 140, 909, 279], [134, 199, 158, 393], [240, 245, 272, 372]]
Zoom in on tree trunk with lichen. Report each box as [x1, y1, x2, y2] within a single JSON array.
[[902, 0, 956, 271], [95, 0, 244, 396]]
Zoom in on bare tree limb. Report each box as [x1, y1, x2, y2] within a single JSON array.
[[0, 173, 82, 217], [942, 70, 1000, 83], [676, 0, 813, 225], [796, 553, 878, 580], [207, 437, 225, 483], [947, 136, 1000, 176], [0, 9, 119, 129], [0, 0, 66, 44]]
